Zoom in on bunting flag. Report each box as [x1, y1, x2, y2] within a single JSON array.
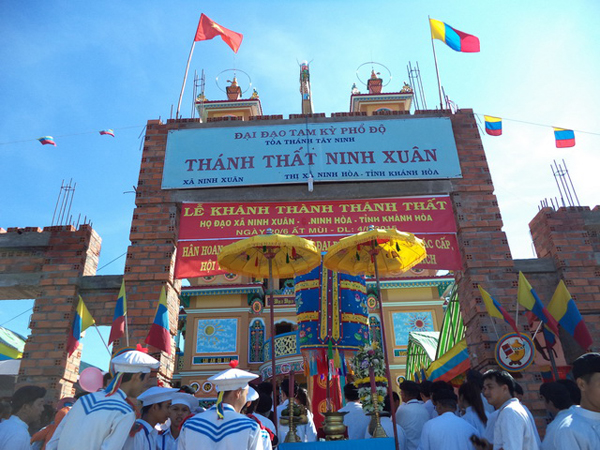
[[194, 13, 243, 53], [99, 129, 115, 137], [67, 296, 96, 356], [517, 272, 560, 336], [553, 128, 575, 148], [38, 136, 56, 146], [108, 280, 127, 345], [548, 281, 592, 350], [145, 286, 171, 354], [478, 285, 520, 334], [484, 116, 502, 136], [426, 339, 470, 382], [429, 19, 480, 52]]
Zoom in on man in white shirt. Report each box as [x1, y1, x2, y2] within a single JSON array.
[[47, 347, 160, 450], [474, 370, 539, 450], [539, 381, 575, 450], [419, 381, 436, 419], [419, 389, 477, 450], [396, 380, 430, 450], [123, 386, 178, 450], [178, 361, 269, 449], [553, 352, 600, 449], [0, 385, 46, 450], [338, 383, 370, 440]]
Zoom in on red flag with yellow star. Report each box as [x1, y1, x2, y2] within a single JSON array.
[[194, 13, 243, 53]]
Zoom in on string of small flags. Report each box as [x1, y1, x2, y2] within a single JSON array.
[[480, 115, 585, 149], [37, 129, 115, 146]]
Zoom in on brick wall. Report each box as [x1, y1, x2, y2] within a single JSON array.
[[529, 206, 600, 361]]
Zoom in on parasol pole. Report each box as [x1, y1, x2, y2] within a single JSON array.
[[373, 253, 400, 450], [268, 256, 278, 433]]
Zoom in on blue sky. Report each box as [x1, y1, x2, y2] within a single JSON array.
[[1, 1, 599, 369]]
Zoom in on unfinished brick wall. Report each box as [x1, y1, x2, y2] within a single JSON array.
[[0, 225, 103, 400], [529, 206, 600, 361]]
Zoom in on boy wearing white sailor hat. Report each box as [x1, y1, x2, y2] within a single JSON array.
[[158, 391, 200, 450], [178, 361, 271, 450], [123, 386, 179, 450], [47, 347, 160, 450]]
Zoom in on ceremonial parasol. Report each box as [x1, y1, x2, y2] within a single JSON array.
[[217, 229, 321, 429], [323, 226, 426, 448]]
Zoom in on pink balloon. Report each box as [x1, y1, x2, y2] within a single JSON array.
[[79, 367, 104, 392]]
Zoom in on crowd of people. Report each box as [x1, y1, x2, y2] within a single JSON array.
[[0, 350, 598, 449]]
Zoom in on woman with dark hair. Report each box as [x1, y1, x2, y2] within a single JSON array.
[[458, 381, 488, 437]]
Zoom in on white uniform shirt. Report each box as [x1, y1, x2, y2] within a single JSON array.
[[365, 415, 407, 449], [418, 411, 477, 450], [483, 409, 498, 443], [47, 389, 135, 450], [461, 406, 487, 437], [122, 419, 157, 450], [338, 401, 370, 440], [521, 402, 542, 448], [179, 403, 268, 450], [157, 426, 177, 450], [492, 398, 539, 450], [552, 405, 600, 449], [276, 399, 317, 443], [0, 415, 31, 450], [254, 412, 275, 435], [396, 399, 430, 450], [541, 407, 572, 450], [423, 399, 436, 419]]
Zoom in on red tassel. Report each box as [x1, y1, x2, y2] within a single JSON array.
[[255, 256, 259, 267], [292, 247, 297, 259]]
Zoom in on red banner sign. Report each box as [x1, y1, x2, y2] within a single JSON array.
[[175, 233, 461, 278], [174, 196, 462, 278], [178, 196, 456, 240]]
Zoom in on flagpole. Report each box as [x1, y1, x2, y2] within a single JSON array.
[[490, 317, 500, 340], [124, 314, 130, 347], [93, 324, 113, 357], [176, 41, 197, 119], [531, 321, 543, 341], [547, 344, 560, 380], [428, 16, 444, 110]]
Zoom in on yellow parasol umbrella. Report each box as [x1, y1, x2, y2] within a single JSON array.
[[218, 229, 321, 430], [323, 227, 426, 277], [217, 232, 321, 279], [323, 226, 426, 448]]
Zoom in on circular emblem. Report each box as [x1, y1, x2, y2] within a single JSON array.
[[203, 275, 216, 282], [495, 333, 535, 372], [189, 382, 200, 392], [367, 295, 378, 310], [316, 375, 328, 389], [224, 273, 238, 281], [396, 376, 406, 386], [250, 298, 264, 314], [280, 363, 291, 374], [317, 399, 327, 415], [202, 381, 213, 393], [411, 268, 425, 275]]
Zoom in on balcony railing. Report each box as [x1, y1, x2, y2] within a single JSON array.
[[263, 331, 300, 362]]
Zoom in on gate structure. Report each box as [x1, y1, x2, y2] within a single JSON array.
[[1, 107, 598, 429]]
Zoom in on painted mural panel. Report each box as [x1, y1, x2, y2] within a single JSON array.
[[196, 318, 238, 354], [392, 311, 434, 348]]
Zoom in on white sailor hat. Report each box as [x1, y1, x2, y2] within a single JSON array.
[[247, 386, 259, 402], [208, 361, 258, 392], [171, 392, 200, 411], [137, 386, 179, 407], [111, 349, 160, 374]]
